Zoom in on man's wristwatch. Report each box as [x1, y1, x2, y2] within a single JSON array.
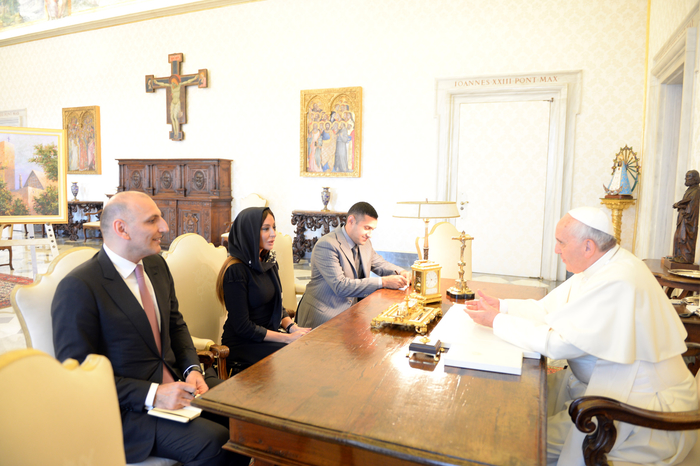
[[286, 322, 296, 333], [183, 364, 203, 379]]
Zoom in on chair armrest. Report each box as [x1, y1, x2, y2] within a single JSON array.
[[207, 344, 229, 380], [207, 344, 229, 359], [569, 396, 700, 466], [197, 350, 215, 372], [191, 336, 215, 351]]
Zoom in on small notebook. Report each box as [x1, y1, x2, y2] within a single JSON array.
[[148, 405, 202, 423]]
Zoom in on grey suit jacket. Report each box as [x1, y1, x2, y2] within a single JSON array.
[[296, 227, 403, 328]]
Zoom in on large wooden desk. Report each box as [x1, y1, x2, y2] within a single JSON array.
[[195, 280, 548, 466]]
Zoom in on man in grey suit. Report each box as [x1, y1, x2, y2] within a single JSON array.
[[52, 191, 249, 466], [297, 202, 411, 328]]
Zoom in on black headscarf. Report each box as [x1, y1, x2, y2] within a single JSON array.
[[227, 207, 276, 273]]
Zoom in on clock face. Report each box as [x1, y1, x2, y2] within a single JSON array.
[[426, 270, 438, 290]]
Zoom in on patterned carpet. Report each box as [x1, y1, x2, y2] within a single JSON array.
[[0, 273, 33, 309]]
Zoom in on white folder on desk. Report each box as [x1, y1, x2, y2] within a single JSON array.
[[432, 304, 541, 374], [444, 340, 523, 375]]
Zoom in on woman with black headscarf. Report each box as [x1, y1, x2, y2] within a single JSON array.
[[217, 207, 310, 369]]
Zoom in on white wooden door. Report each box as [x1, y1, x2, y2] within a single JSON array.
[[456, 100, 551, 278]]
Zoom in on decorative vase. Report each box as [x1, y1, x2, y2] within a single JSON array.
[[321, 187, 330, 211], [70, 182, 79, 201]]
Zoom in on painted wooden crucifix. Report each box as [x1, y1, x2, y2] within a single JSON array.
[[145, 53, 208, 141]]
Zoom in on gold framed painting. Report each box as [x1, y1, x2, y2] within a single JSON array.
[[0, 126, 68, 224], [63, 105, 101, 174], [300, 86, 362, 177]]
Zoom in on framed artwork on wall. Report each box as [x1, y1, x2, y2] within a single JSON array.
[[300, 86, 362, 178], [0, 126, 68, 224], [63, 106, 101, 174]]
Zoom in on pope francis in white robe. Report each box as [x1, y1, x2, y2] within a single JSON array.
[[466, 207, 698, 466]]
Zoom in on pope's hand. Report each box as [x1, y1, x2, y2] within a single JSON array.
[[465, 290, 500, 311], [463, 290, 500, 328]]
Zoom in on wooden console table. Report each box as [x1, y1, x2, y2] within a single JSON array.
[[54, 201, 103, 241], [291, 210, 347, 262], [643, 259, 700, 298], [194, 279, 548, 466], [118, 159, 232, 247]]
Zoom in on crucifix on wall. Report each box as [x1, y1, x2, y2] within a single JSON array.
[[145, 53, 208, 141]]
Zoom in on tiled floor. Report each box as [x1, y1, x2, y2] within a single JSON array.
[[0, 228, 560, 355]]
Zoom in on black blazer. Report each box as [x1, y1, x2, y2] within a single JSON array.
[[52, 248, 200, 462]]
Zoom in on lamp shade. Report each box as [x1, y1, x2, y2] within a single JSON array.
[[393, 201, 460, 219]]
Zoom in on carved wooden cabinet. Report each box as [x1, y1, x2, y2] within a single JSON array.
[[117, 159, 232, 247]]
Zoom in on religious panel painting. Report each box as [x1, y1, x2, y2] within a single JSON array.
[[300, 86, 362, 178], [63, 106, 101, 174], [0, 127, 68, 224]]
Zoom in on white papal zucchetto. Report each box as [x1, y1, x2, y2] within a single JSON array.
[[567, 206, 614, 236]]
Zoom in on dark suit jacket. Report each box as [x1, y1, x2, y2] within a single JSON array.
[[52, 248, 200, 462]]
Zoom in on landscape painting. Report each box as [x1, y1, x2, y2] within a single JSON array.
[[300, 86, 362, 178], [0, 127, 68, 223]]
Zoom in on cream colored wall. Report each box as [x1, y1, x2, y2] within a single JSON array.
[[0, 0, 648, 258], [649, 0, 697, 56]]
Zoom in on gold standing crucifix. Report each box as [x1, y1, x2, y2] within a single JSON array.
[[145, 53, 208, 141], [447, 231, 475, 300]]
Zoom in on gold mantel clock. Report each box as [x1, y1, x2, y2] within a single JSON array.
[[411, 260, 442, 304]]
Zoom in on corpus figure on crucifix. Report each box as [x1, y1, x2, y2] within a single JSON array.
[[146, 53, 208, 141]]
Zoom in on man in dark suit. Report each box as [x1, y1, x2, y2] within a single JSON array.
[[296, 201, 411, 328], [52, 191, 248, 466]]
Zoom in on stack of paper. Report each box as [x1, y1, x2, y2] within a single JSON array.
[[431, 304, 541, 375]]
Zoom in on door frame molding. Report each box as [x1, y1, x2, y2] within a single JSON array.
[[434, 70, 582, 280], [636, 13, 698, 261]]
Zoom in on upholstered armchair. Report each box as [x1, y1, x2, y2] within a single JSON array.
[[162, 233, 231, 379], [13, 247, 98, 356], [0, 348, 178, 466]]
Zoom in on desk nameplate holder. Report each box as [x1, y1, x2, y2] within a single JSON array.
[[407, 335, 442, 362]]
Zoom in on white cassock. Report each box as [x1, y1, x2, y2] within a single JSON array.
[[493, 245, 698, 466]]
